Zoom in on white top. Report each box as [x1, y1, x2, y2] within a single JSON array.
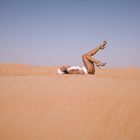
[[57, 66, 88, 74]]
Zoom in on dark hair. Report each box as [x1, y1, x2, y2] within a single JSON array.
[[63, 70, 68, 74]]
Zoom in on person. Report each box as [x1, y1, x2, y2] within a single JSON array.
[[57, 41, 107, 75]]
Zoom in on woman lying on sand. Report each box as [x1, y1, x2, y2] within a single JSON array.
[[57, 41, 107, 75]]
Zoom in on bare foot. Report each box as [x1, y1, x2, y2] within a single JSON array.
[[100, 41, 107, 50]]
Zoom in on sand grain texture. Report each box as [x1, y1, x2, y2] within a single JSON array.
[[0, 64, 140, 140]]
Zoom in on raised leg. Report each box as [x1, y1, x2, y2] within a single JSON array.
[[87, 41, 107, 56], [82, 54, 95, 74], [82, 41, 107, 74]]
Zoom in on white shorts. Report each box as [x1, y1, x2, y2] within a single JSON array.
[[81, 66, 88, 74]]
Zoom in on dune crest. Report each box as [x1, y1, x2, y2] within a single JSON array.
[[0, 64, 140, 79], [0, 64, 58, 76]]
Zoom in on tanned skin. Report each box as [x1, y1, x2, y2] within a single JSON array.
[[59, 41, 107, 74]]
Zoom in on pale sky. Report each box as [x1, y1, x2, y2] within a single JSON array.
[[0, 0, 140, 67]]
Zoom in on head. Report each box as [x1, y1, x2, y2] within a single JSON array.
[[60, 66, 68, 74]]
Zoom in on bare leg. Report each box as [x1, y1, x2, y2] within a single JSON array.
[[87, 41, 107, 56], [82, 54, 95, 74], [82, 41, 107, 74]]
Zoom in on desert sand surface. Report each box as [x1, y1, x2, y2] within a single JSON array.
[[0, 64, 140, 140]]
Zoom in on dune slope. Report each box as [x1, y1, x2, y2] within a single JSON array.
[[0, 64, 140, 140]]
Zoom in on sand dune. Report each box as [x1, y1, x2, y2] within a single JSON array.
[[0, 64, 57, 76], [0, 64, 140, 140], [0, 64, 140, 79]]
